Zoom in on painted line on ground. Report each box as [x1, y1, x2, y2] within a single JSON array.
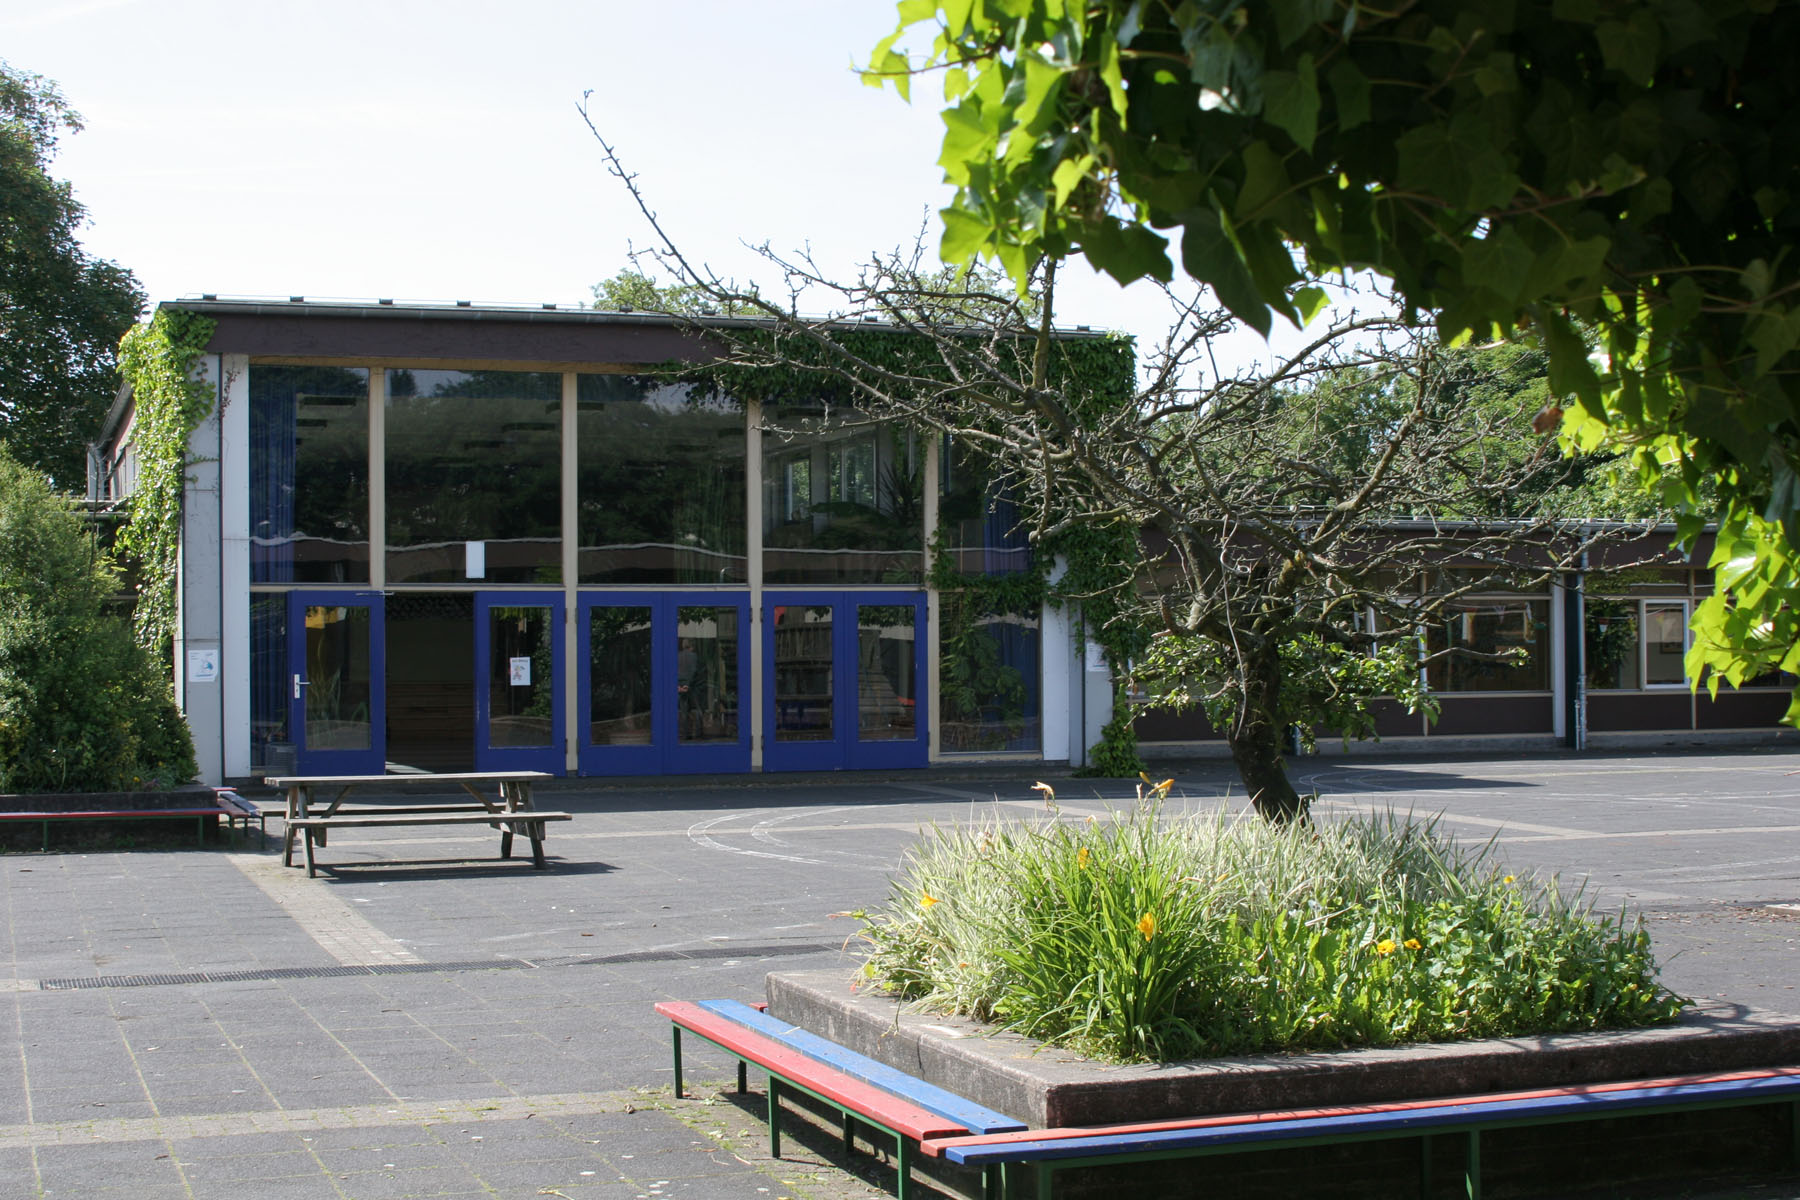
[[225, 852, 422, 966]]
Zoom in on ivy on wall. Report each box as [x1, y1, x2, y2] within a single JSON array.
[[115, 309, 216, 662]]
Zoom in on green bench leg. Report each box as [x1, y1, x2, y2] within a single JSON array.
[[1466, 1128, 1481, 1200], [671, 1026, 685, 1099], [1422, 1131, 1433, 1197], [768, 1076, 783, 1160], [896, 1132, 913, 1200], [737, 1059, 747, 1094]]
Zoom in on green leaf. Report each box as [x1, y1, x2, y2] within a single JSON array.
[[1271, 0, 1333, 47], [1542, 310, 1600, 410], [1293, 285, 1330, 324], [1463, 227, 1536, 304], [939, 205, 993, 264], [1327, 59, 1371, 131], [1234, 139, 1289, 222], [1595, 11, 1661, 87], [1082, 221, 1173, 285], [1179, 205, 1273, 337], [1052, 153, 1098, 207], [1263, 54, 1320, 152]]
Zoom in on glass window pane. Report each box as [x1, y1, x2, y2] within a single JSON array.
[[857, 605, 918, 742], [577, 376, 746, 584], [940, 602, 1041, 752], [940, 438, 1032, 576], [1584, 599, 1641, 690], [1425, 599, 1550, 692], [304, 604, 373, 749], [677, 606, 739, 744], [590, 607, 653, 745], [1644, 602, 1689, 685], [487, 605, 555, 747], [250, 595, 290, 771], [762, 408, 922, 585], [250, 366, 369, 583], [386, 369, 562, 584], [773, 604, 833, 740]]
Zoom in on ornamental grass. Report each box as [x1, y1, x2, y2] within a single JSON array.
[[852, 783, 1685, 1064]]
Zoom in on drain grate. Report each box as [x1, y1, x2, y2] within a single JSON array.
[[37, 941, 844, 991]]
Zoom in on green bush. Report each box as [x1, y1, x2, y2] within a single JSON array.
[[854, 789, 1684, 1063], [0, 447, 196, 792]]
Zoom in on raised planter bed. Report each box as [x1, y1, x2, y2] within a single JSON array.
[[767, 970, 1800, 1197], [0, 785, 217, 814]]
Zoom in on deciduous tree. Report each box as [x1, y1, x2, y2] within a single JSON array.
[[0, 61, 143, 490], [866, 0, 1800, 712]]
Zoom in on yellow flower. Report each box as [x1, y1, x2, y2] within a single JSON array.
[[920, 892, 939, 909], [1076, 847, 1091, 870], [1404, 938, 1422, 951], [1137, 912, 1157, 941], [1375, 939, 1397, 956], [1504, 875, 1515, 884]]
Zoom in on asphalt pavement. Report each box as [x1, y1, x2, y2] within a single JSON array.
[[5, 747, 1800, 1199]]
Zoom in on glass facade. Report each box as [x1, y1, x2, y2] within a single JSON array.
[[762, 405, 923, 584], [676, 605, 741, 744], [249, 366, 370, 583], [386, 369, 563, 584], [577, 375, 746, 583]]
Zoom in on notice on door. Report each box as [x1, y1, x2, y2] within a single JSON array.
[[509, 656, 531, 686]]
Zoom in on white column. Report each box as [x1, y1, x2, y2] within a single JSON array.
[[178, 355, 226, 785], [218, 354, 252, 780], [1040, 555, 1073, 764]]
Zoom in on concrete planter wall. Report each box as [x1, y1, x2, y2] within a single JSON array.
[[0, 785, 215, 813]]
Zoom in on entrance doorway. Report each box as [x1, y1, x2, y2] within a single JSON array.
[[764, 592, 926, 771], [474, 592, 565, 774], [578, 593, 750, 774], [287, 590, 385, 775]]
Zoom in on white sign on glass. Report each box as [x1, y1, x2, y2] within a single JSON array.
[[509, 656, 531, 686], [465, 540, 486, 579]]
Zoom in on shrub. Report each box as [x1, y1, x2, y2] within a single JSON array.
[[854, 787, 1684, 1063], [0, 447, 196, 792]]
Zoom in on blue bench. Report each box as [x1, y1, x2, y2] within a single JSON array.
[[923, 1065, 1800, 1199], [657, 999, 1023, 1200]]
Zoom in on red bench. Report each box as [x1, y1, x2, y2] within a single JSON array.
[[656, 999, 991, 1200]]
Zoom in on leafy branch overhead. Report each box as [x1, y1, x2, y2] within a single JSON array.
[[871, 0, 1800, 710]]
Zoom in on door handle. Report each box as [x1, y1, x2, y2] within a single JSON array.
[[293, 674, 311, 700]]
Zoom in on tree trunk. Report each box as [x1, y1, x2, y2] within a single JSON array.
[[1226, 647, 1308, 823]]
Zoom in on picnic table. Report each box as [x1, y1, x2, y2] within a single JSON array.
[[264, 771, 569, 877]]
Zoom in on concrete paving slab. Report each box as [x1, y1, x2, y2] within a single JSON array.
[[4, 750, 1800, 1198]]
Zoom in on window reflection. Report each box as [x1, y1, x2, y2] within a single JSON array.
[[250, 366, 370, 583], [577, 376, 746, 584], [762, 407, 922, 585], [386, 370, 562, 584], [1425, 599, 1549, 692]]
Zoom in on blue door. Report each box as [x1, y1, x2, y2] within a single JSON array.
[[475, 592, 565, 774], [578, 593, 750, 775], [764, 592, 926, 772], [288, 590, 386, 775]]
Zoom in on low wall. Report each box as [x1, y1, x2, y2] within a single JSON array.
[[0, 786, 216, 813]]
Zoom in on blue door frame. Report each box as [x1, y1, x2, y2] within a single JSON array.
[[474, 592, 566, 775], [287, 590, 386, 776], [763, 591, 927, 772], [578, 593, 751, 775]]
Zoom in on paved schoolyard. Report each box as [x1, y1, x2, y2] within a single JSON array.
[[5, 748, 1800, 1199]]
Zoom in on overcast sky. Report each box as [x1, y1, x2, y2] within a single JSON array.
[[7, 0, 1306, 371]]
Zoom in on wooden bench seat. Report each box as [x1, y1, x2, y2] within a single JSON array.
[[284, 810, 570, 876], [657, 999, 1013, 1200], [923, 1065, 1800, 1199]]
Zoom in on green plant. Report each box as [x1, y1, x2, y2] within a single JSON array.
[[0, 446, 196, 792], [1075, 687, 1143, 778], [115, 308, 216, 660], [854, 796, 1684, 1063]]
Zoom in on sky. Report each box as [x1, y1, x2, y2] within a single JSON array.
[[5, 0, 1306, 373]]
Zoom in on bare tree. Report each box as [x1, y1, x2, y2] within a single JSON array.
[[583, 109, 1654, 821]]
